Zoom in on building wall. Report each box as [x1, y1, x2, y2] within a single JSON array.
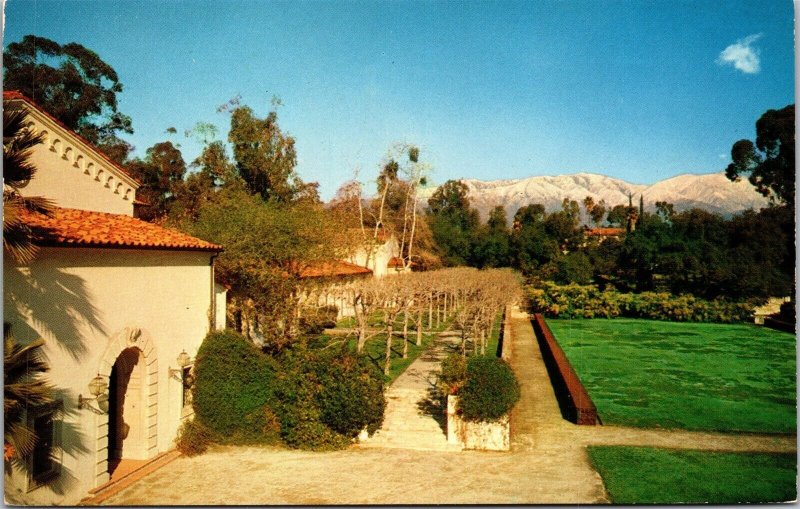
[[347, 236, 400, 278], [4, 247, 215, 505], [15, 103, 137, 216]]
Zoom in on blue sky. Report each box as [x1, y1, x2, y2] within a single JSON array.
[[4, 0, 795, 200]]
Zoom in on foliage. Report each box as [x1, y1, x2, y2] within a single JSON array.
[[176, 186, 351, 351], [725, 104, 795, 205], [228, 104, 315, 203], [313, 346, 385, 437], [298, 305, 338, 335], [527, 282, 754, 322], [4, 324, 53, 474], [549, 318, 796, 433], [126, 141, 186, 221], [272, 345, 383, 449], [174, 419, 214, 457], [438, 353, 467, 395], [588, 447, 796, 504], [192, 330, 279, 444], [426, 180, 481, 266], [457, 357, 520, 422], [4, 35, 133, 163], [3, 100, 53, 263]]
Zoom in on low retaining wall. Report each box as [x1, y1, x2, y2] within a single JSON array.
[[446, 396, 510, 451], [531, 314, 598, 425]]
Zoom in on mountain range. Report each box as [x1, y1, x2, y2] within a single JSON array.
[[420, 172, 770, 222]]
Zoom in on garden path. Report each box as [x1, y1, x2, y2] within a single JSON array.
[[357, 330, 462, 451]]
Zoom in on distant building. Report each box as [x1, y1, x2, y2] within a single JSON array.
[[583, 226, 625, 243]]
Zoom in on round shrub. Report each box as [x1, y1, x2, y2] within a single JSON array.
[[175, 419, 214, 457], [193, 329, 278, 443], [458, 356, 520, 422]]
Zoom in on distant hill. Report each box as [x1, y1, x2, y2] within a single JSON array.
[[419, 172, 769, 222]]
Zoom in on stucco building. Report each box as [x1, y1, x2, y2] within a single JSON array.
[[3, 91, 225, 504]]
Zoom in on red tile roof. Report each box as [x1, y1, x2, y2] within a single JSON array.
[[387, 256, 404, 268], [3, 90, 140, 186], [299, 260, 372, 279], [21, 206, 222, 252], [585, 227, 625, 237]]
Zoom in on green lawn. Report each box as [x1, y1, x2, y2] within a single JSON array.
[[588, 446, 797, 504], [547, 318, 796, 433]]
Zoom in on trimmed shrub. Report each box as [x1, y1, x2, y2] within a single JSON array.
[[438, 353, 467, 395], [192, 329, 279, 444], [458, 356, 520, 422], [315, 348, 385, 437], [527, 282, 754, 323], [175, 419, 214, 457], [272, 345, 385, 449]]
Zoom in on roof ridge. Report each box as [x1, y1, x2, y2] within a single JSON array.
[[3, 90, 140, 186]]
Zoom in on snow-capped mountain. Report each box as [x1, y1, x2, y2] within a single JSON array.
[[420, 172, 769, 221]]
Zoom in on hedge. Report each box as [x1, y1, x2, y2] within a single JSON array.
[[192, 330, 386, 451], [457, 356, 520, 422], [527, 282, 755, 322], [192, 329, 279, 444]]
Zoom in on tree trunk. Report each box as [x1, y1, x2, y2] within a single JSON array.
[[416, 311, 424, 346], [428, 297, 433, 329], [384, 324, 394, 376], [402, 311, 409, 359]]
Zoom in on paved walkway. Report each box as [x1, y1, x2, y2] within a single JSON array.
[[358, 331, 462, 451], [99, 307, 795, 505]]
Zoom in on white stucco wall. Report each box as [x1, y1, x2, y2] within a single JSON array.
[[4, 247, 215, 505], [14, 102, 137, 216], [347, 236, 401, 278]]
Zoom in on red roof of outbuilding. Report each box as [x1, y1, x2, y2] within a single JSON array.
[[585, 227, 625, 237], [3, 90, 140, 186], [20, 206, 222, 252], [299, 260, 372, 279]]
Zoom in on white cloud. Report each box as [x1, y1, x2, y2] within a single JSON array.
[[717, 33, 763, 74], [718, 153, 727, 159]]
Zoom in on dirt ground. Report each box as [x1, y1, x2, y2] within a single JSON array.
[[101, 444, 608, 505]]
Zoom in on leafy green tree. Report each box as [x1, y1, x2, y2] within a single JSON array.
[[473, 206, 510, 268], [229, 104, 314, 203], [725, 104, 795, 205], [426, 180, 480, 266], [606, 204, 629, 227], [127, 141, 186, 221], [178, 187, 348, 351], [3, 101, 53, 263], [544, 199, 582, 252], [555, 251, 593, 284], [510, 204, 558, 275], [4, 35, 133, 163]]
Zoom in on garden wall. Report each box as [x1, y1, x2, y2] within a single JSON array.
[[531, 313, 598, 425], [446, 396, 509, 451]]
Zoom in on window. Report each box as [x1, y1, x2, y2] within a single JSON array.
[[27, 402, 62, 490]]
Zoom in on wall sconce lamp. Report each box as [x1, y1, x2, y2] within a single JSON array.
[[78, 374, 109, 415], [169, 350, 191, 380]]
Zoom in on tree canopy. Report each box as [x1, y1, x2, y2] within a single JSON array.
[[4, 35, 133, 163], [725, 104, 795, 206]]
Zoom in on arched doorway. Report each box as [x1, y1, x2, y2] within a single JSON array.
[[107, 347, 147, 476]]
